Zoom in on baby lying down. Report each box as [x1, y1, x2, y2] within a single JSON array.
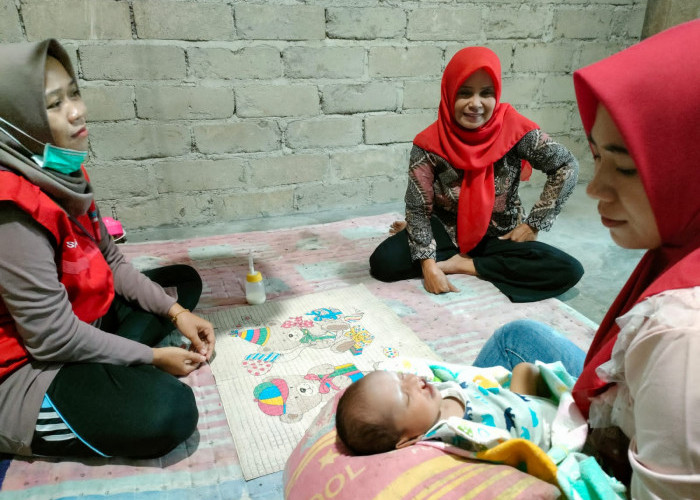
[[335, 362, 556, 456], [334, 359, 626, 499]]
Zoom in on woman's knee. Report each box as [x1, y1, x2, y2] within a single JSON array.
[[487, 319, 585, 375], [175, 264, 202, 286], [155, 264, 203, 311], [547, 248, 585, 288], [496, 319, 570, 352], [157, 381, 198, 437], [369, 240, 412, 282], [47, 364, 200, 458], [139, 381, 198, 457], [474, 319, 557, 369], [569, 259, 584, 286], [369, 253, 394, 282], [144, 264, 202, 293], [496, 319, 550, 338]]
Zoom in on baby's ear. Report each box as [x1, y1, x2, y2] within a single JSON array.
[[395, 434, 422, 449]]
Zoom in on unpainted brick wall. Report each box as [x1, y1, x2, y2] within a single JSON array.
[[0, 0, 647, 230]]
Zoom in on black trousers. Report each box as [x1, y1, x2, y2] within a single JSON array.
[[31, 265, 203, 458], [369, 217, 583, 303]]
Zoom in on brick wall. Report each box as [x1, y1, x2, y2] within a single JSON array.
[[0, 0, 647, 230]]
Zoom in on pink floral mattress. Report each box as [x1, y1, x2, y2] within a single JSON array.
[[0, 213, 596, 499]]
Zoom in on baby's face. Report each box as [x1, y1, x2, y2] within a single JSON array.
[[362, 371, 443, 442]]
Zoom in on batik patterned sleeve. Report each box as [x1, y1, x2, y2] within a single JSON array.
[[517, 129, 579, 231], [405, 146, 438, 261]]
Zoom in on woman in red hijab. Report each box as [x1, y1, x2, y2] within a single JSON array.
[[369, 47, 583, 302], [475, 20, 700, 497]]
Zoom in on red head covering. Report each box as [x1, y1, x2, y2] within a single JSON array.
[[572, 20, 700, 417], [414, 47, 538, 253]]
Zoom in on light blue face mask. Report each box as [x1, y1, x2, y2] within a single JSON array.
[[32, 143, 87, 175], [0, 117, 87, 175]]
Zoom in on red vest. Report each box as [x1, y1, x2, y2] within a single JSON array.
[[0, 171, 114, 380]]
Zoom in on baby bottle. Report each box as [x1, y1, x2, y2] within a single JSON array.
[[245, 251, 266, 305]]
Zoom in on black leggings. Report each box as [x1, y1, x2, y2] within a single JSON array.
[[31, 265, 203, 458], [369, 217, 583, 303]]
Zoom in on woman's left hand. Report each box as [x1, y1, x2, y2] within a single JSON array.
[[169, 305, 215, 361], [499, 223, 538, 242]]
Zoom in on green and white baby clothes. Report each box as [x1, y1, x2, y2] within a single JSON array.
[[435, 380, 558, 450]]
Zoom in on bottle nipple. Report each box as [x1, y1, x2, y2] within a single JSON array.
[[247, 250, 262, 282], [245, 251, 266, 304], [248, 250, 255, 275]]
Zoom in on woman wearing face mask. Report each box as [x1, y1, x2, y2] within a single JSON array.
[[474, 20, 700, 497], [369, 47, 583, 302], [0, 40, 215, 458]]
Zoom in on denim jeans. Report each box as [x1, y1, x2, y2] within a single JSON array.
[[473, 319, 587, 377]]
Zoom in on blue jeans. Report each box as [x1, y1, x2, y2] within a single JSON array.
[[473, 319, 587, 377]]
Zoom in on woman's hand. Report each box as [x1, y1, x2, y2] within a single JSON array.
[[421, 259, 459, 294], [169, 305, 215, 361], [499, 223, 538, 242], [152, 346, 206, 376]]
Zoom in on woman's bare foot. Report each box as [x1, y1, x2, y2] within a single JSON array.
[[437, 254, 477, 276], [389, 220, 407, 235]]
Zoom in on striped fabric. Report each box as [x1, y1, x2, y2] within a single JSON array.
[[34, 395, 77, 444], [34, 394, 109, 457]]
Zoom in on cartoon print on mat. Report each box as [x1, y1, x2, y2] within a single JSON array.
[[382, 346, 399, 358], [253, 363, 362, 423], [257, 324, 341, 356], [281, 316, 314, 329], [242, 352, 280, 376], [305, 307, 343, 321], [344, 325, 374, 355], [231, 307, 375, 367], [230, 325, 279, 376], [340, 311, 364, 323], [230, 326, 270, 346], [229, 315, 269, 345]]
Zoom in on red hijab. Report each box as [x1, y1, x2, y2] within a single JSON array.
[[572, 20, 700, 417], [414, 47, 538, 253]]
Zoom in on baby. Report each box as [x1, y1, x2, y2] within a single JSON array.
[[335, 362, 556, 455]]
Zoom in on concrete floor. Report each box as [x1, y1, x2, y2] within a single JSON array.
[[129, 182, 644, 325]]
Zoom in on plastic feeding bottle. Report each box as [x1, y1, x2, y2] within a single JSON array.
[[245, 251, 266, 305]]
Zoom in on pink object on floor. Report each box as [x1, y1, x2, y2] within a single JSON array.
[[102, 216, 126, 242], [284, 391, 561, 500]]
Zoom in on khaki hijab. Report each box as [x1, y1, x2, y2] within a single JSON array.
[[0, 39, 93, 216]]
